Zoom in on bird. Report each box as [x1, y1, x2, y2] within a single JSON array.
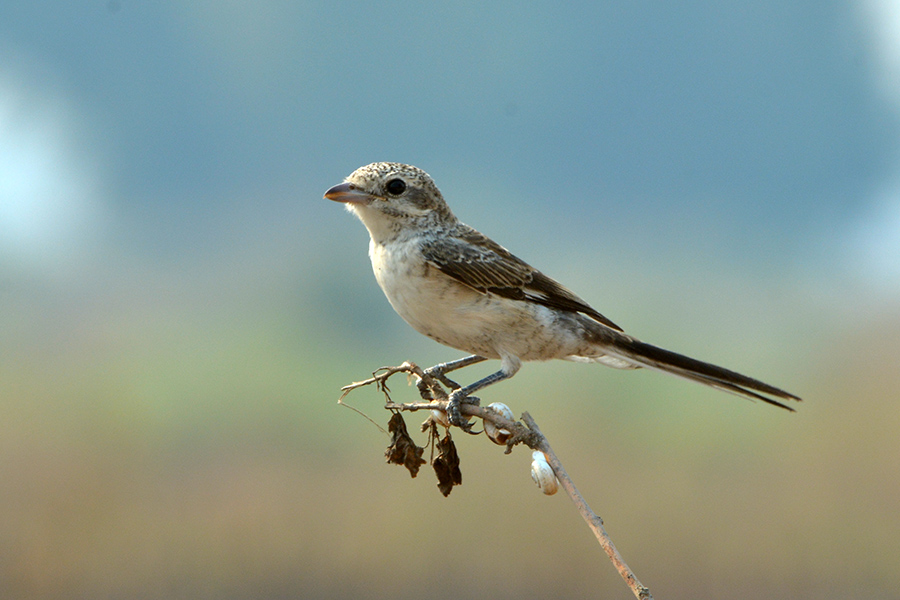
[[324, 162, 800, 427]]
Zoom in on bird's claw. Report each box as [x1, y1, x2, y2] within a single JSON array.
[[447, 392, 480, 434]]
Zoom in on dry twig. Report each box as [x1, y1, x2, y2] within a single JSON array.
[[339, 360, 653, 600]]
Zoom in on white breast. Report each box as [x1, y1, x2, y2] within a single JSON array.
[[369, 238, 499, 354]]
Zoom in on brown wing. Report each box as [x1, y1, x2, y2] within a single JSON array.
[[420, 225, 623, 332]]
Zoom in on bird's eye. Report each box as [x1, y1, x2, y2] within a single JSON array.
[[385, 178, 407, 196]]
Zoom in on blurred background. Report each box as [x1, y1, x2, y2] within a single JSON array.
[[1, 2, 898, 599]]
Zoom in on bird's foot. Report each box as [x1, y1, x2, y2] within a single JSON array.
[[447, 391, 480, 433], [423, 364, 462, 390]]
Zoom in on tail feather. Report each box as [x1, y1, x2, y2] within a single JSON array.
[[607, 337, 801, 411]]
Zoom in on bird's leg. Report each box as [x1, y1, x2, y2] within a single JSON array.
[[421, 355, 487, 390], [446, 355, 521, 431], [446, 370, 511, 430]]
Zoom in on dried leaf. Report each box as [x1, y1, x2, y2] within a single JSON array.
[[385, 412, 426, 477], [433, 433, 462, 497]]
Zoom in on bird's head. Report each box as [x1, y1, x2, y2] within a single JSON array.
[[324, 162, 456, 242]]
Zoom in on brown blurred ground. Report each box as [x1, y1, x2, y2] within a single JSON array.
[[1, 263, 897, 600]]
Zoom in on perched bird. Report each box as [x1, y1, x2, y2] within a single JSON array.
[[325, 162, 800, 427]]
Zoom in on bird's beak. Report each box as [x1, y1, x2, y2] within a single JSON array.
[[323, 182, 374, 205]]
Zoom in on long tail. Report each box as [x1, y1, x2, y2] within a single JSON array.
[[603, 335, 801, 411]]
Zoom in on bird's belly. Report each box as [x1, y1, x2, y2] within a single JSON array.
[[374, 256, 500, 356]]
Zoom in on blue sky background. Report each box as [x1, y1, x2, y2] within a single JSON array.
[[2, 3, 899, 599], [2, 1, 899, 288]]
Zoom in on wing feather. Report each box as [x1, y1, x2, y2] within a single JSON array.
[[420, 226, 623, 332]]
